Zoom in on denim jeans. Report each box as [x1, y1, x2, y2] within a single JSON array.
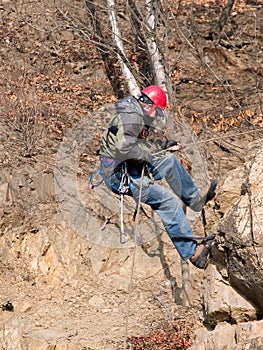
[[103, 154, 200, 261]]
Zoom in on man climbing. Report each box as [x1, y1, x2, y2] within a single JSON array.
[[99, 85, 217, 269]]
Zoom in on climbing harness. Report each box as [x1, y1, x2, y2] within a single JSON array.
[[118, 162, 131, 195], [145, 163, 154, 184], [89, 159, 134, 244]]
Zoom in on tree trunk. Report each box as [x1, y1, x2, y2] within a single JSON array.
[[209, 0, 236, 41], [107, 0, 140, 96], [145, 0, 168, 98]]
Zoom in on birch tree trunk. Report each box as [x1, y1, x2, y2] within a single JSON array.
[[107, 0, 140, 96], [144, 0, 176, 134], [144, 0, 172, 102]]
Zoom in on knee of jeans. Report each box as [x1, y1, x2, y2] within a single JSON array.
[[169, 153, 181, 163], [164, 153, 175, 162], [165, 153, 180, 167]]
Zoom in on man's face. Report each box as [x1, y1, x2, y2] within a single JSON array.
[[144, 104, 157, 118], [144, 104, 165, 119]]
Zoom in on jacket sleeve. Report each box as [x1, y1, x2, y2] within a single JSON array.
[[115, 112, 152, 163]]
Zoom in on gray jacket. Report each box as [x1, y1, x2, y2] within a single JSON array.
[[100, 96, 154, 165]]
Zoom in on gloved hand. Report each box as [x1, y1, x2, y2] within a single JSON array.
[[161, 140, 182, 152], [161, 140, 177, 149]]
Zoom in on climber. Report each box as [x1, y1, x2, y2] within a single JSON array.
[[99, 85, 217, 269]]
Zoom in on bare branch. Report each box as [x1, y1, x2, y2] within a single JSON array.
[[208, 0, 236, 41]]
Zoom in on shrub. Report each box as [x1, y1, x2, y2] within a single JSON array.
[[127, 322, 192, 350]]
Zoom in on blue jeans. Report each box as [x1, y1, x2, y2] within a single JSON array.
[[103, 154, 200, 261]]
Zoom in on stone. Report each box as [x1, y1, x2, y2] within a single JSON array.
[[22, 329, 66, 350], [207, 322, 236, 350], [33, 173, 55, 202], [203, 264, 256, 326], [190, 323, 236, 350], [213, 141, 263, 313], [191, 320, 263, 350], [59, 30, 74, 42], [0, 245, 8, 261], [216, 166, 246, 214], [0, 317, 27, 350], [18, 301, 33, 313], [0, 182, 8, 204], [235, 320, 263, 344], [88, 295, 105, 307]]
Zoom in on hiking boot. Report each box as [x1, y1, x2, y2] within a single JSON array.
[[190, 179, 217, 212], [190, 234, 215, 269]]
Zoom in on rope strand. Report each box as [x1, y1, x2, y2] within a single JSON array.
[[153, 128, 262, 157], [124, 166, 145, 350]]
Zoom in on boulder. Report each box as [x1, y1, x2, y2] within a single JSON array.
[[202, 264, 256, 326], [234, 320, 263, 349], [213, 140, 263, 314], [190, 322, 236, 350], [190, 140, 263, 349], [191, 320, 263, 350]]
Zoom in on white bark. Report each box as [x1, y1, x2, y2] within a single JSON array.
[[145, 0, 167, 98], [107, 0, 140, 96]]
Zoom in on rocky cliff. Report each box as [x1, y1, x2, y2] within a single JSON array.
[[0, 137, 262, 349], [0, 0, 262, 348], [190, 139, 263, 350]]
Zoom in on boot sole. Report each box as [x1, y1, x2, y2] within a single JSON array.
[[191, 246, 211, 269]]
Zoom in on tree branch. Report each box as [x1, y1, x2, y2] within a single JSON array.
[[208, 0, 236, 41]]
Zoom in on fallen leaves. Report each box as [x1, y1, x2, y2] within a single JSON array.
[[190, 108, 261, 135]]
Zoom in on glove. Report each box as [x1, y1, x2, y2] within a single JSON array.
[[161, 140, 178, 150]]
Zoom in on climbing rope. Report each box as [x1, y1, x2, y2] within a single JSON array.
[[123, 166, 145, 350], [120, 193, 129, 244], [119, 162, 131, 244], [152, 128, 263, 158]]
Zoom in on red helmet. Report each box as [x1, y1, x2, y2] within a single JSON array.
[[141, 85, 167, 109]]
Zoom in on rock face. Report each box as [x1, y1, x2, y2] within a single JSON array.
[[191, 320, 263, 350], [213, 140, 263, 315], [202, 264, 257, 326], [0, 140, 262, 349], [190, 139, 263, 350]]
